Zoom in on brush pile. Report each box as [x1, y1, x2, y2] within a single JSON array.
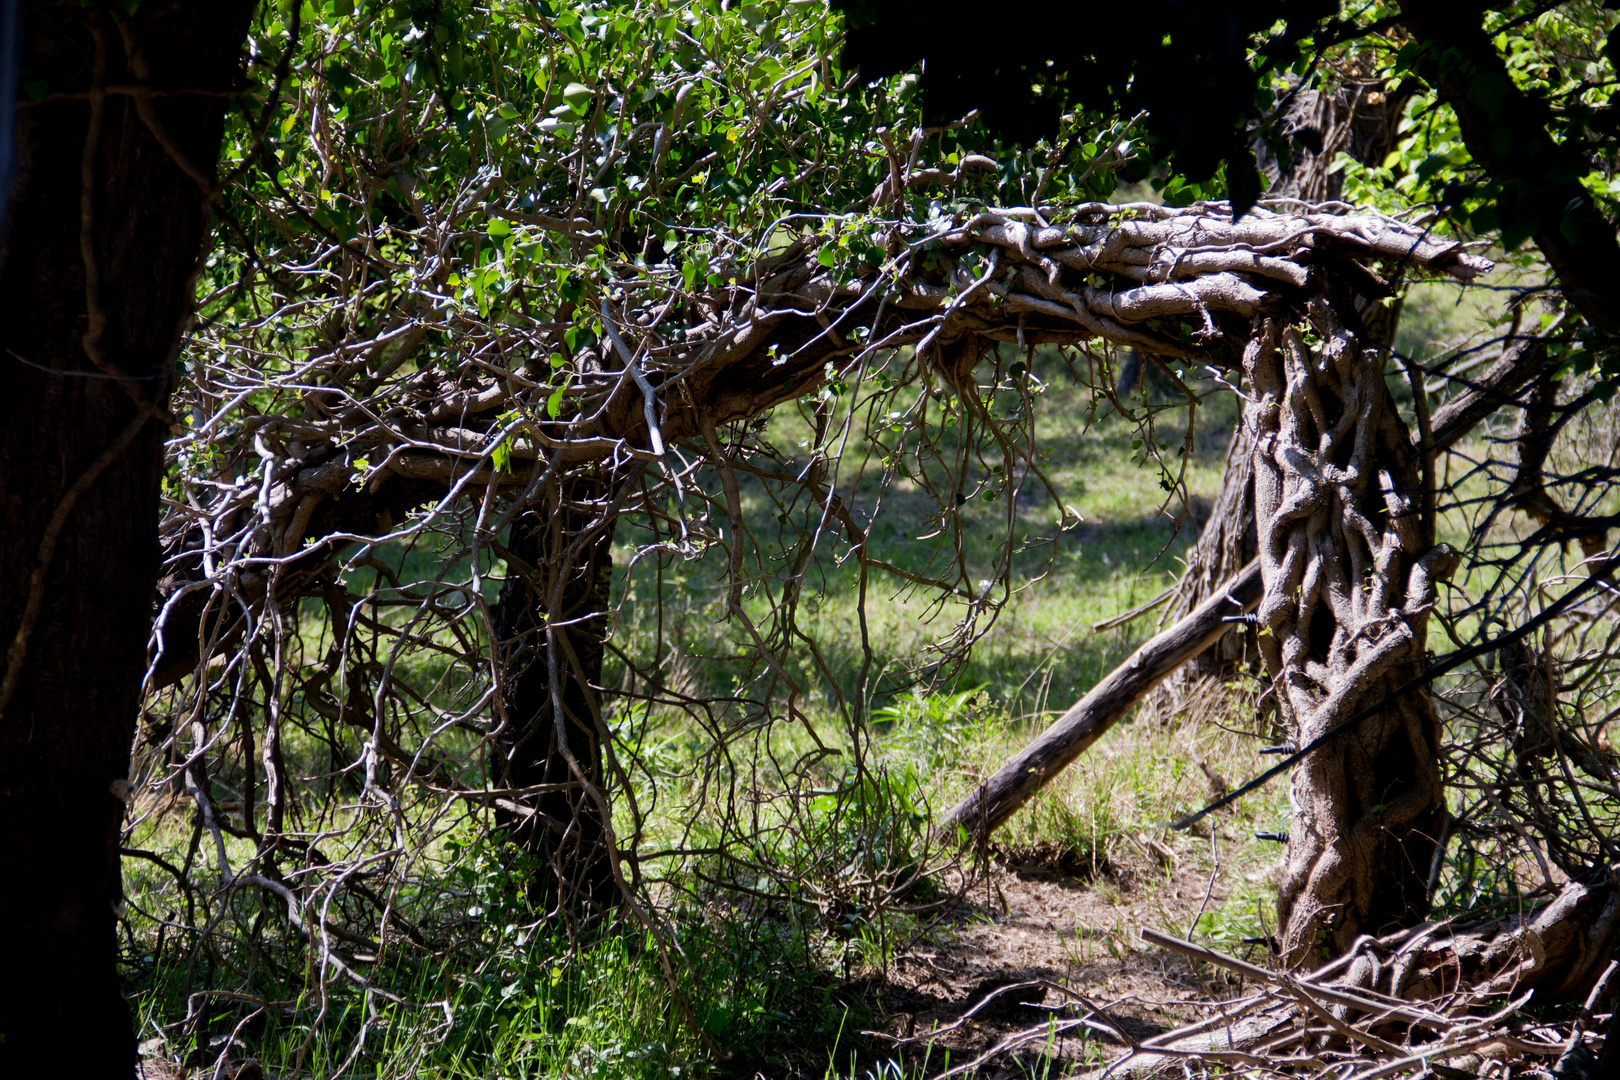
[[917, 907, 1617, 1079]]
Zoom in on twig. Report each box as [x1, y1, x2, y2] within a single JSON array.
[[1140, 927, 1452, 1030]]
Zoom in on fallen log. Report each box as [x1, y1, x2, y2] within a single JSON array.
[[939, 559, 1263, 841]]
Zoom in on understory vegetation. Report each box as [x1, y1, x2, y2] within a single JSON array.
[[128, 283, 1620, 1077], [126, 355, 1279, 1077], [102, 0, 1620, 1077]]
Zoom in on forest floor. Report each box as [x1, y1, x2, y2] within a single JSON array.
[[864, 847, 1237, 1076], [125, 285, 1499, 1079], [698, 831, 1276, 1079]]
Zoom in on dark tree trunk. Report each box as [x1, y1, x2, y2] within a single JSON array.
[[0, 4, 250, 1073], [493, 474, 620, 914]]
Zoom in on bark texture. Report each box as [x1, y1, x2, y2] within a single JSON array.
[[0, 4, 250, 1071], [1255, 76, 1411, 206], [1247, 300, 1458, 967], [151, 206, 1488, 700], [1146, 78, 1409, 723], [493, 476, 620, 913], [1106, 885, 1620, 1076]]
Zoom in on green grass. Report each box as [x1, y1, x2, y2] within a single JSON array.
[[127, 831, 836, 1078], [608, 348, 1240, 721], [134, 332, 1544, 1078]]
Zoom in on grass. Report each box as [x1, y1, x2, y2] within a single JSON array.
[[123, 281, 1569, 1079], [129, 841, 831, 1078], [126, 343, 1270, 1078], [611, 346, 1240, 719]]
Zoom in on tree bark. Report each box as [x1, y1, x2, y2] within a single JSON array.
[[492, 474, 620, 914], [1146, 79, 1409, 723], [1110, 886, 1620, 1075], [1255, 77, 1411, 206], [1170, 877, 1620, 1002], [0, 3, 250, 1072], [1246, 299, 1458, 968], [151, 208, 1490, 697]]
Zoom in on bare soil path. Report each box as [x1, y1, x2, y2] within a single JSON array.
[[868, 844, 1268, 1075]]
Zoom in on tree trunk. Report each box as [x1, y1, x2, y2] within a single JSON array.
[[938, 320, 1554, 844], [493, 474, 620, 915], [1145, 78, 1409, 724], [0, 4, 249, 1073], [1246, 299, 1457, 968], [1255, 78, 1411, 207]]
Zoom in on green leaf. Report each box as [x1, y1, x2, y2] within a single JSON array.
[[561, 81, 594, 113], [546, 377, 571, 419]]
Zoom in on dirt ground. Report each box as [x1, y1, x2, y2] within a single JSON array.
[[864, 843, 1268, 1076]]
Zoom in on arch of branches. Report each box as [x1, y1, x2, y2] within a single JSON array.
[[148, 170, 1489, 961], [117, 3, 1620, 1071]]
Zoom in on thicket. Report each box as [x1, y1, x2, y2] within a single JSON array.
[[110, 1, 1620, 1076]]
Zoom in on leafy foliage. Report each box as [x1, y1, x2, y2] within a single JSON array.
[[834, 0, 1341, 213]]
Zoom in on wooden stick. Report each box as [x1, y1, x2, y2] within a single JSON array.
[[1139, 927, 1450, 1031], [940, 559, 1262, 840]]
